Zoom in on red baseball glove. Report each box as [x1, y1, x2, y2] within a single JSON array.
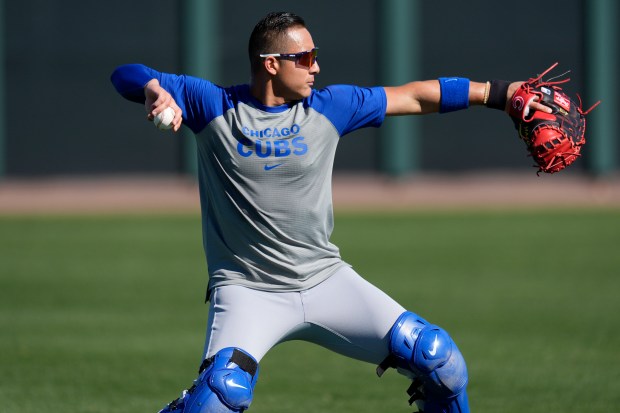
[[508, 63, 600, 174]]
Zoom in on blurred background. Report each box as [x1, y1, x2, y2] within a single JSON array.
[[1, 2, 619, 412], [0, 0, 617, 180]]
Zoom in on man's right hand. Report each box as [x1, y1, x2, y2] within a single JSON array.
[[144, 79, 183, 132]]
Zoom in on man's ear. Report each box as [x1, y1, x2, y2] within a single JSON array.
[[263, 56, 280, 75]]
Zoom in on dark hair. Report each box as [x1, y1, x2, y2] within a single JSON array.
[[248, 12, 306, 74]]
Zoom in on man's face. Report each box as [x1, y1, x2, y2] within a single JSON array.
[[272, 27, 320, 101]]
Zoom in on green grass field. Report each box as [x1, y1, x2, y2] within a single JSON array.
[[1, 210, 619, 412]]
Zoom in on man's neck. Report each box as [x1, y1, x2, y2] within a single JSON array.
[[249, 79, 288, 107]]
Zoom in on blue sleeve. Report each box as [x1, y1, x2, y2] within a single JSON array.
[[110, 64, 230, 134], [110, 64, 161, 103], [306, 85, 387, 136]]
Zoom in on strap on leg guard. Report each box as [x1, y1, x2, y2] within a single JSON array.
[[377, 311, 469, 413], [159, 347, 259, 413]]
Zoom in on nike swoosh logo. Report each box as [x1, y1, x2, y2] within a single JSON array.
[[264, 163, 283, 171], [225, 379, 248, 390], [428, 335, 439, 356]]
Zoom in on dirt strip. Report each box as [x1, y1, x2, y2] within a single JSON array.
[[0, 173, 619, 215], [332, 173, 620, 211]]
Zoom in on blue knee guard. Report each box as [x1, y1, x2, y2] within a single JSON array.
[[159, 347, 259, 413], [377, 311, 469, 413]]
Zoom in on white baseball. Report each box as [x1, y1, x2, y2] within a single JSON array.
[[154, 107, 175, 130]]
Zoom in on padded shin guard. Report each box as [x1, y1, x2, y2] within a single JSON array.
[[377, 311, 469, 413], [159, 347, 259, 413]]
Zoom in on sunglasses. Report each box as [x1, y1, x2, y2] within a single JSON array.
[[259, 47, 319, 69]]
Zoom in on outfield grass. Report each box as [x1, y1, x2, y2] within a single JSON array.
[[1, 210, 619, 412]]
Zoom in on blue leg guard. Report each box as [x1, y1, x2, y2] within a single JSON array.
[[159, 347, 259, 413], [377, 311, 469, 413]]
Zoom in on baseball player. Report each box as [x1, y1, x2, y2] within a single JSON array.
[[111, 11, 550, 413]]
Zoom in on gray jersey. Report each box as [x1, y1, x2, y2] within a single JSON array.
[[156, 75, 387, 292]]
